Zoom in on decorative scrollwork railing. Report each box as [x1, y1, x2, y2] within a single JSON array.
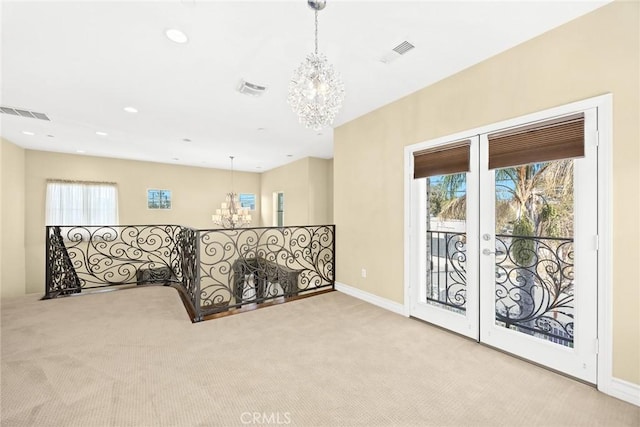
[[46, 226, 82, 296], [494, 234, 574, 346], [44, 225, 201, 320], [175, 226, 200, 316], [426, 231, 467, 312], [198, 225, 335, 316], [44, 224, 335, 322]]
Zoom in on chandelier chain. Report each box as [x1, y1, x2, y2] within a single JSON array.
[[230, 155, 234, 192], [314, 10, 318, 54]]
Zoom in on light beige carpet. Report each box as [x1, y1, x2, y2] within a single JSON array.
[[1, 287, 638, 427]]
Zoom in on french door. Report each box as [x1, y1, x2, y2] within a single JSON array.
[[409, 108, 598, 383]]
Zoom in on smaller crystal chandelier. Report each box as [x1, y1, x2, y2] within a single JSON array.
[[212, 156, 252, 229], [288, 0, 344, 131]]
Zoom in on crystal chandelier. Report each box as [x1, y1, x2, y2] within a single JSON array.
[[288, 0, 344, 131], [212, 156, 252, 229]]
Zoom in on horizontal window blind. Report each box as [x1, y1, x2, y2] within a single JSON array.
[[413, 140, 470, 179], [488, 113, 584, 170]]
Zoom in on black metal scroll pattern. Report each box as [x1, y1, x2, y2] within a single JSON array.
[[46, 226, 82, 297], [59, 225, 182, 288], [175, 227, 199, 310], [494, 234, 574, 345], [198, 225, 335, 312], [426, 231, 467, 311]]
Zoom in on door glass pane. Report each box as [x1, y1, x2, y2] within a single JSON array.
[[277, 193, 284, 227], [425, 173, 467, 314], [494, 159, 575, 347]]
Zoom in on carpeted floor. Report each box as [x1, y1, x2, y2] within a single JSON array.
[[1, 287, 638, 426]]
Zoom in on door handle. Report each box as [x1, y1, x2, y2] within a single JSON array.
[[482, 248, 495, 256]]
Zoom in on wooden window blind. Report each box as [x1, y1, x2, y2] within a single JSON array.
[[413, 140, 470, 179], [488, 113, 584, 170]]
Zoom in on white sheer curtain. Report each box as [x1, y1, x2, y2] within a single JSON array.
[[45, 181, 119, 225]]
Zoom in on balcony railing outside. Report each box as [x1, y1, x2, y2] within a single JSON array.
[[494, 234, 574, 347], [426, 231, 467, 313], [45, 224, 335, 322], [426, 230, 574, 346]]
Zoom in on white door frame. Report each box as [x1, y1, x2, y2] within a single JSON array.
[[404, 94, 615, 395]]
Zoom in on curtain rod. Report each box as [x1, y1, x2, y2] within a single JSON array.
[[46, 179, 118, 186]]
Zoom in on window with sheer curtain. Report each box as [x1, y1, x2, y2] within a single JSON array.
[[45, 180, 119, 226]]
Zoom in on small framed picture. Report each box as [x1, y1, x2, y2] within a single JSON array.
[[239, 193, 256, 211], [147, 189, 172, 209]]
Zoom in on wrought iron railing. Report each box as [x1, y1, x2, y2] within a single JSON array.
[[198, 225, 335, 317], [44, 224, 335, 322], [44, 225, 200, 318], [495, 234, 574, 346], [426, 231, 467, 312], [426, 231, 574, 346]]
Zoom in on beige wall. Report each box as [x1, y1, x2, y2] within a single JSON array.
[[260, 157, 333, 226], [308, 157, 333, 225], [0, 139, 2, 295], [1, 139, 26, 297], [327, 159, 334, 224], [24, 150, 261, 294], [334, 1, 639, 385]]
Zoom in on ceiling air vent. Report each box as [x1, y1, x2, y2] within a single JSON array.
[[380, 40, 415, 64], [237, 79, 267, 97], [0, 106, 50, 121]]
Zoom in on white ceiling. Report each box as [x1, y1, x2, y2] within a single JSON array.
[[0, 0, 611, 172]]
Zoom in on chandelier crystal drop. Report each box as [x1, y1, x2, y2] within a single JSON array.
[[211, 157, 252, 229], [288, 0, 344, 131]]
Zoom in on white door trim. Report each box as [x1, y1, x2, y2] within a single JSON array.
[[404, 94, 617, 396]]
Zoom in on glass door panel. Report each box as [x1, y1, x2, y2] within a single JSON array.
[[426, 173, 468, 315], [410, 136, 479, 339], [493, 159, 575, 347]]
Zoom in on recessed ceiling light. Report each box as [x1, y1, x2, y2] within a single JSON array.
[[76, 150, 85, 154], [165, 28, 188, 44], [47, 134, 55, 138], [96, 131, 108, 136], [22, 131, 35, 135], [182, 138, 191, 142], [123, 106, 138, 113]]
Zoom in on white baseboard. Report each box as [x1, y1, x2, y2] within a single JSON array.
[[606, 377, 640, 407], [335, 282, 407, 316]]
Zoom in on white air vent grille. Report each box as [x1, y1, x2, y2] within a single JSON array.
[[393, 41, 415, 55], [0, 106, 50, 121], [237, 79, 267, 97], [380, 40, 415, 64]]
